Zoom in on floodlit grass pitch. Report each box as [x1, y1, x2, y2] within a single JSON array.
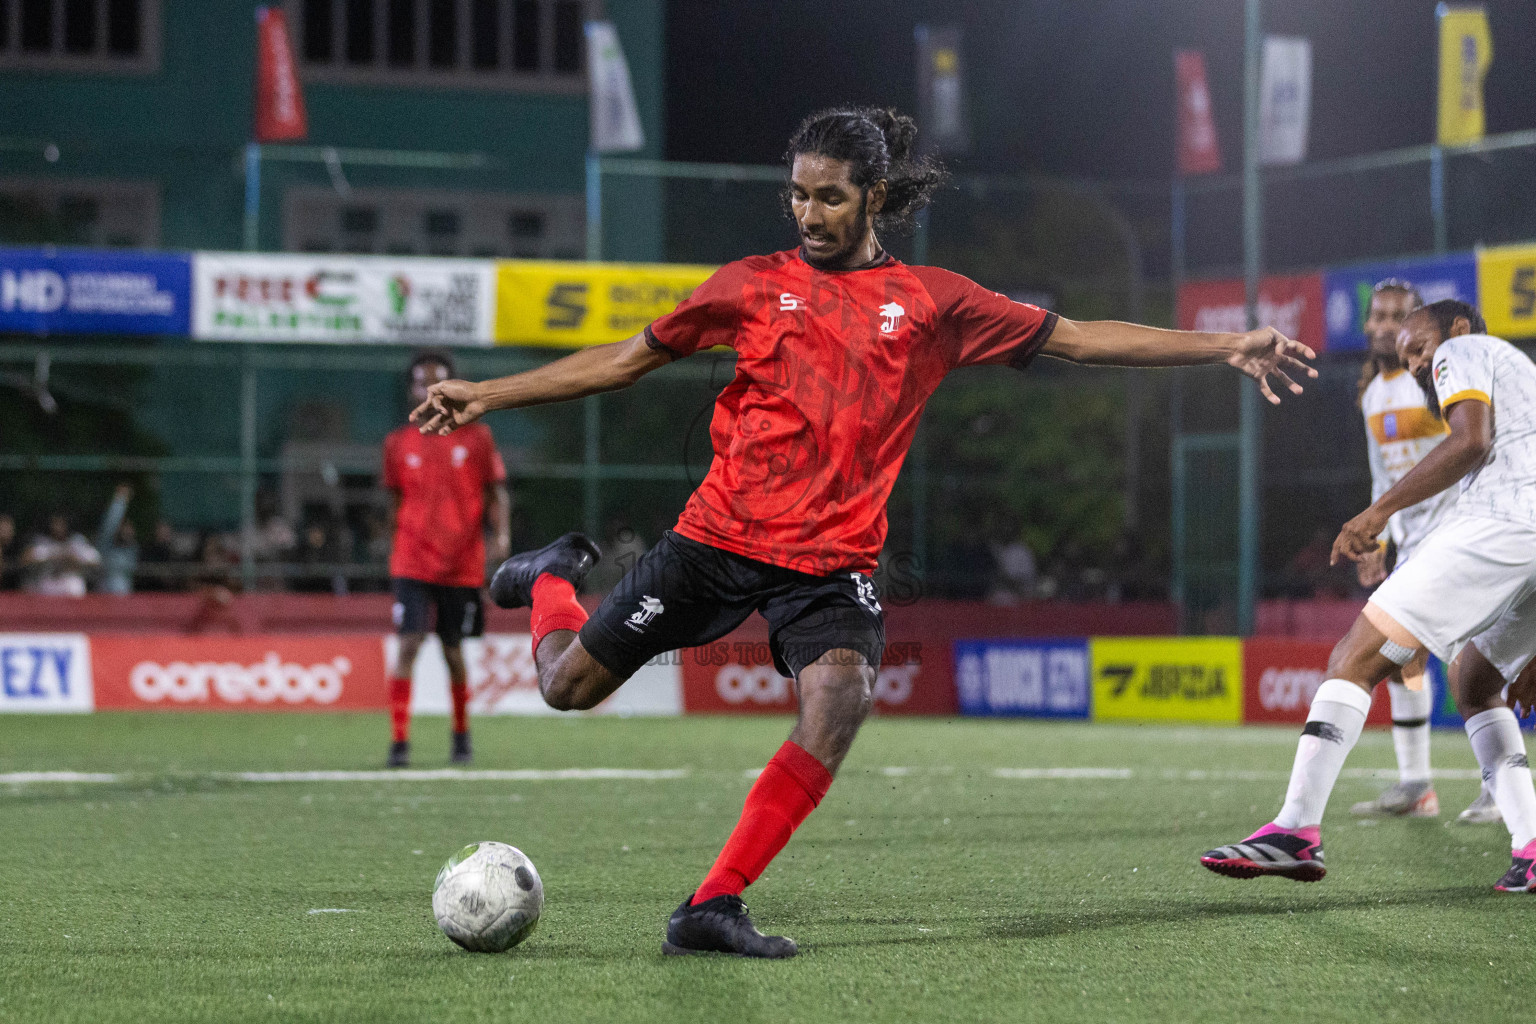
[[0, 714, 1530, 1024]]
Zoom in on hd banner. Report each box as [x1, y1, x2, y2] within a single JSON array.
[[1090, 637, 1244, 724], [954, 639, 1091, 718], [192, 253, 495, 345], [1323, 253, 1478, 353], [495, 260, 715, 348], [0, 247, 190, 336]]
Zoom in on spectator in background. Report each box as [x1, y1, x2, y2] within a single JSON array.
[[291, 517, 346, 595], [988, 535, 1038, 604], [21, 514, 100, 597], [0, 512, 17, 590], [95, 484, 138, 595], [139, 519, 197, 591]]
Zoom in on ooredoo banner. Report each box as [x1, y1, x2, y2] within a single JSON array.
[[1090, 637, 1244, 724], [1176, 273, 1325, 354], [1241, 637, 1391, 726], [90, 635, 387, 711], [678, 636, 950, 715], [193, 253, 495, 345], [0, 247, 191, 336], [0, 634, 93, 713]]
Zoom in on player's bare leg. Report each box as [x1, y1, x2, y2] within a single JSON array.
[[442, 643, 473, 764], [533, 634, 625, 712], [1202, 612, 1400, 880], [387, 632, 426, 767], [1450, 644, 1536, 890], [665, 649, 875, 958]]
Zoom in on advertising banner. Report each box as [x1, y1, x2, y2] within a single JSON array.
[[193, 253, 495, 345], [915, 25, 968, 155], [0, 634, 93, 713], [0, 247, 191, 336], [954, 638, 1090, 718], [1090, 637, 1244, 724], [254, 7, 307, 143], [1438, 4, 1492, 147], [387, 634, 681, 716], [1259, 36, 1312, 166], [90, 635, 387, 711], [1476, 243, 1536, 340], [585, 21, 645, 154], [1241, 637, 1391, 726], [1323, 253, 1478, 353], [1175, 51, 1221, 176], [678, 638, 949, 716], [1176, 273, 1325, 353], [495, 260, 715, 348]]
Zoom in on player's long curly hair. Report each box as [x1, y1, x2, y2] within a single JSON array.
[[783, 106, 948, 235]]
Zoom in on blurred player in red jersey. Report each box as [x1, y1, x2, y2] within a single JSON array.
[[383, 351, 509, 767], [412, 108, 1315, 956]]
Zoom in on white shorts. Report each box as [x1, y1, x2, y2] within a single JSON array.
[[1369, 515, 1536, 681]]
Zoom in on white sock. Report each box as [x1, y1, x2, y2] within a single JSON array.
[[1388, 681, 1433, 784], [1274, 679, 1375, 829], [1464, 707, 1536, 849]]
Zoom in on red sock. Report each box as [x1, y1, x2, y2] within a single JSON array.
[[694, 741, 833, 904], [531, 574, 588, 656], [389, 676, 412, 743], [449, 680, 469, 734]]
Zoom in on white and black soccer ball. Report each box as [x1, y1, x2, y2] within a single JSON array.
[[431, 841, 543, 952]]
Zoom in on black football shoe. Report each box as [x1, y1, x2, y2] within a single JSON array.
[[662, 894, 797, 959], [386, 740, 410, 768], [449, 731, 472, 765], [489, 532, 602, 609]]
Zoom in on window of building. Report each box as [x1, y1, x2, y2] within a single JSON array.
[[0, 178, 160, 248], [289, 0, 591, 91], [0, 0, 158, 72], [283, 187, 582, 259]]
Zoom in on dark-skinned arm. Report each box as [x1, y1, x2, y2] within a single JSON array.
[[411, 333, 671, 435], [485, 482, 511, 562], [1330, 398, 1491, 565], [1041, 318, 1317, 405]]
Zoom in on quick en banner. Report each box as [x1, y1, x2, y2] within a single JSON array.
[[0, 634, 93, 713], [1090, 637, 1244, 724], [1323, 253, 1477, 353], [495, 260, 715, 348], [0, 247, 191, 336], [954, 638, 1090, 718]]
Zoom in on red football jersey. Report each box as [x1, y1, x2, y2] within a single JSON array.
[[646, 249, 1057, 575], [384, 422, 506, 587]]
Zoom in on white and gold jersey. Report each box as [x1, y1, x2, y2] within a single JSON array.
[[1361, 368, 1456, 559], [1430, 333, 1536, 530]]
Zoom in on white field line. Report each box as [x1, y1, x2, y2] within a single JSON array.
[[0, 771, 119, 784], [0, 768, 689, 785], [990, 767, 1489, 783]]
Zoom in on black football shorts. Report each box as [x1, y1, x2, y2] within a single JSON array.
[[579, 530, 885, 681], [391, 577, 485, 646]]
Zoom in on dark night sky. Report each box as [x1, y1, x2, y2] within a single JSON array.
[[664, 0, 1536, 177]]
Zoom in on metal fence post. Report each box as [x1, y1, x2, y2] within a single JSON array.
[[1430, 144, 1448, 254], [242, 143, 261, 251], [583, 393, 601, 538], [1237, 0, 1264, 636], [585, 152, 603, 262], [239, 352, 258, 591]]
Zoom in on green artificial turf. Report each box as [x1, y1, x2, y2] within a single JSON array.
[[0, 712, 1530, 1023]]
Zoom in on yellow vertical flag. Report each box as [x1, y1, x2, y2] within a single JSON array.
[[1438, 4, 1493, 146]]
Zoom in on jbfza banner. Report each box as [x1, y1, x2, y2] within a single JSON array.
[[193, 253, 495, 345], [0, 247, 190, 336]]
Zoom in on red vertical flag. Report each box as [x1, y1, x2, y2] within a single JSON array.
[[1175, 50, 1221, 175], [254, 7, 308, 143]]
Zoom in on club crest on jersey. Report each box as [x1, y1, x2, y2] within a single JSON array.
[[878, 302, 906, 334], [626, 595, 665, 631], [780, 292, 806, 312]]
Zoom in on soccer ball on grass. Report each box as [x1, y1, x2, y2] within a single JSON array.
[[431, 841, 544, 952]]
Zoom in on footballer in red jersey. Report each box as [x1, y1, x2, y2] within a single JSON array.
[[412, 107, 1316, 956], [383, 351, 509, 767]]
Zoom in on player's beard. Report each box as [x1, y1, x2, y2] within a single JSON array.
[[802, 196, 871, 270], [1414, 366, 1442, 418]]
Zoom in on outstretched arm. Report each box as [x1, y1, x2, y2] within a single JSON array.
[[1041, 318, 1317, 405], [1331, 398, 1491, 565], [411, 333, 670, 435]]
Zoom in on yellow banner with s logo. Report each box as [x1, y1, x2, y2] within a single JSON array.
[[494, 260, 716, 348], [1477, 244, 1536, 340]]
